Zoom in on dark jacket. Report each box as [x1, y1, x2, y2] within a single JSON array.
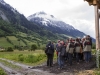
[[46, 42, 54, 54]]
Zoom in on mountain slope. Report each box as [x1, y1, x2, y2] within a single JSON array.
[[27, 11, 86, 38], [0, 1, 55, 38]]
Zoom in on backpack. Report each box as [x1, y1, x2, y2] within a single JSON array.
[[45, 45, 52, 54], [45, 46, 49, 54]]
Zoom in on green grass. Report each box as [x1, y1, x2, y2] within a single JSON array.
[[0, 50, 57, 66], [0, 35, 47, 50], [24, 39, 35, 45], [0, 37, 12, 48], [94, 69, 100, 75], [7, 36, 26, 46], [0, 67, 6, 75]]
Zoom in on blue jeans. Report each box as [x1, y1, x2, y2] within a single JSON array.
[[76, 53, 80, 62], [58, 56, 64, 68], [84, 51, 91, 62], [68, 53, 73, 65]]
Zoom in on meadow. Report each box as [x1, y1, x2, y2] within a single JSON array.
[[0, 50, 57, 66]]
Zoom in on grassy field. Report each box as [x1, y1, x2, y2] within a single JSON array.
[[0, 37, 13, 48], [0, 36, 46, 50], [7, 36, 26, 46], [0, 50, 57, 66]]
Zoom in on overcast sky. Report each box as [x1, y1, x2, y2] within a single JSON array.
[[4, 0, 95, 38]]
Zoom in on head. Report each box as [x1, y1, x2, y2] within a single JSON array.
[[48, 41, 51, 45], [86, 37, 90, 41], [81, 38, 85, 41], [57, 40, 60, 43], [60, 41, 65, 45], [75, 38, 79, 42], [86, 35, 90, 38]]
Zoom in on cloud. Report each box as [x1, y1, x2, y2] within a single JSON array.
[[53, 1, 95, 38]]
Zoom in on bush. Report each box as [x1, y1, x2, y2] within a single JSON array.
[[18, 54, 24, 61], [6, 47, 13, 52], [30, 44, 37, 51], [24, 55, 35, 63], [23, 54, 46, 63]]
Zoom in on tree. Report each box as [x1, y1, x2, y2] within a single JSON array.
[[6, 47, 13, 52], [31, 44, 37, 51]]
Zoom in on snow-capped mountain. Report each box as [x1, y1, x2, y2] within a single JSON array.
[[27, 11, 86, 38], [27, 11, 75, 31]]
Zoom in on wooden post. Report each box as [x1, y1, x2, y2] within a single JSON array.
[[94, 5, 100, 50]]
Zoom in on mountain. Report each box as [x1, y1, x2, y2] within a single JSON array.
[[0, 1, 55, 38], [27, 11, 86, 38], [0, 0, 72, 48], [0, 0, 95, 48]]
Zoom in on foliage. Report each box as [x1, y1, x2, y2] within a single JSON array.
[[30, 44, 37, 51], [6, 47, 13, 52], [94, 69, 100, 75], [17, 54, 46, 63], [92, 43, 96, 49], [18, 54, 24, 61], [0, 50, 57, 65], [0, 68, 6, 75]]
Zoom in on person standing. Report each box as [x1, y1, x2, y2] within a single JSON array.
[[83, 37, 92, 63], [74, 38, 81, 63], [45, 41, 54, 67], [58, 41, 66, 69], [67, 39, 75, 66]]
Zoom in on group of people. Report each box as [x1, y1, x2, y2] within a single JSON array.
[[45, 35, 92, 69]]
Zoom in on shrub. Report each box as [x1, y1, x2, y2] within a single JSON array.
[[31, 44, 37, 51], [18, 54, 24, 61], [24, 55, 35, 63], [6, 47, 13, 52]]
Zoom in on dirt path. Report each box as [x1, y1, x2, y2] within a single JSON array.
[[0, 58, 72, 75], [0, 57, 96, 75]]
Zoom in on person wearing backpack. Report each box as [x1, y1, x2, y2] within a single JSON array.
[[58, 41, 66, 69], [83, 37, 92, 63], [74, 38, 81, 63], [45, 41, 54, 67], [67, 39, 75, 66]]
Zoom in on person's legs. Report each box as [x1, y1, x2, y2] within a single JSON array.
[[76, 53, 79, 62], [87, 51, 91, 62], [68, 53, 73, 65], [47, 54, 49, 66], [50, 54, 53, 67], [61, 56, 65, 68], [58, 56, 62, 69], [84, 52, 88, 62]]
